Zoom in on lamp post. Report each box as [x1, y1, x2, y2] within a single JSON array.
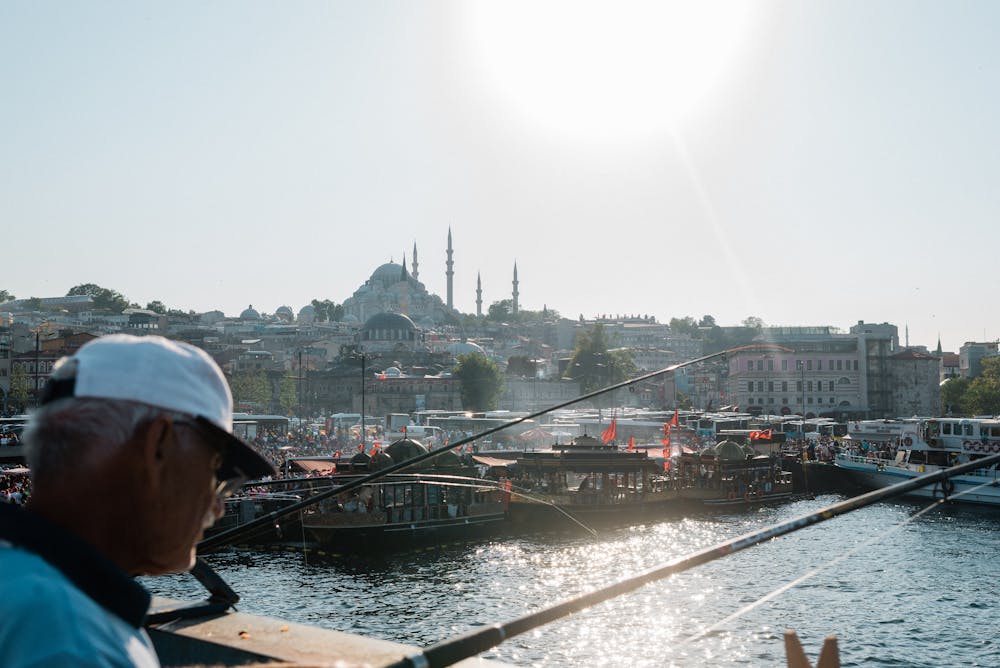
[[797, 359, 805, 417]]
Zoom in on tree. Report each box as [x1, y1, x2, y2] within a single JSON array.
[[67, 283, 131, 313], [229, 370, 270, 410], [486, 299, 513, 322], [742, 316, 765, 330], [669, 316, 698, 336], [278, 374, 298, 415], [506, 355, 537, 377], [0, 290, 14, 303], [940, 376, 971, 415], [564, 324, 638, 399], [454, 353, 504, 411], [310, 298, 343, 322], [9, 366, 29, 411], [962, 358, 1000, 416], [699, 315, 716, 328], [146, 300, 167, 314]]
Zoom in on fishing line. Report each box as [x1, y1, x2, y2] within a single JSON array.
[[682, 495, 944, 645], [383, 452, 1000, 668], [685, 474, 1000, 645]]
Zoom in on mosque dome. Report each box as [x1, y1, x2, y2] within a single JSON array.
[[362, 312, 417, 333], [371, 262, 407, 289], [297, 304, 316, 324], [275, 305, 294, 321], [447, 341, 485, 356], [239, 305, 261, 321]]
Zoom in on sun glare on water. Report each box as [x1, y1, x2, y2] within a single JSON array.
[[463, 0, 757, 141]]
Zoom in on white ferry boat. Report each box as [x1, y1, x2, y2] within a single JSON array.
[[846, 418, 913, 442], [835, 417, 1000, 505]]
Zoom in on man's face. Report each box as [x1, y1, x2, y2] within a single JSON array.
[[138, 420, 227, 575]]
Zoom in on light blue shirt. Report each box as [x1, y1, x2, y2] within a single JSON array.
[[0, 542, 159, 668]]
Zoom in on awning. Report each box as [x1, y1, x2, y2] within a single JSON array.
[[289, 459, 336, 474], [472, 456, 516, 468]]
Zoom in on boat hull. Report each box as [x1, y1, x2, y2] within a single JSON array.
[[304, 509, 508, 550], [834, 455, 1000, 506]]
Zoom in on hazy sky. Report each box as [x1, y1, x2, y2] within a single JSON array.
[[3, 1, 998, 352]]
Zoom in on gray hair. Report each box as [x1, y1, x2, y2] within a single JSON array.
[[24, 398, 170, 483]]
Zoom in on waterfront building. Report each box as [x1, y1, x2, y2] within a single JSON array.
[[959, 341, 999, 378], [888, 349, 941, 416]]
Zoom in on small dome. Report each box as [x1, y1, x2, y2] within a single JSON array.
[[448, 341, 485, 356], [716, 440, 747, 461], [385, 438, 430, 466], [240, 304, 261, 321], [342, 314, 360, 323], [370, 451, 394, 471], [433, 449, 462, 468], [275, 305, 293, 317], [571, 434, 604, 447]]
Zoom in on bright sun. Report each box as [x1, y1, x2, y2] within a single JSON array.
[[463, 0, 757, 141]]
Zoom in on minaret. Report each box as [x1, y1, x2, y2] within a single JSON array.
[[512, 261, 519, 316], [401, 253, 408, 280], [476, 272, 483, 318], [446, 227, 454, 310], [936, 335, 943, 356], [412, 241, 419, 282]]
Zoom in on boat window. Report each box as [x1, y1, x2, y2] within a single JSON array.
[[943, 423, 952, 435], [992, 427, 1000, 437], [965, 424, 974, 436]]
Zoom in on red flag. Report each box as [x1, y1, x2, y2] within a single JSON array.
[[358, 442, 365, 452], [670, 409, 679, 428], [601, 415, 617, 444], [663, 460, 671, 471], [662, 423, 671, 458], [627, 436, 635, 451]]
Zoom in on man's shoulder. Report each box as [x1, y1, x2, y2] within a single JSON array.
[[0, 544, 159, 667]]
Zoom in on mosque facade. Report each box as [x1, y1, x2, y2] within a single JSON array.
[[340, 231, 519, 327]]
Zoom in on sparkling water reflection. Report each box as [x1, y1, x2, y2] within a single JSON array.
[[145, 496, 1000, 667]]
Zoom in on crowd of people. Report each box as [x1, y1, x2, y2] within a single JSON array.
[[0, 471, 29, 505]]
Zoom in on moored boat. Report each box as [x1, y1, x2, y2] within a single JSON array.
[[301, 437, 510, 550], [676, 439, 795, 507], [834, 416, 1000, 505], [508, 435, 679, 528]]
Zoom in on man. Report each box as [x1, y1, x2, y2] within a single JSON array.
[[0, 334, 275, 667]]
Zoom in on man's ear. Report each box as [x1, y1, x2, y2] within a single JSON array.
[[138, 415, 175, 493]]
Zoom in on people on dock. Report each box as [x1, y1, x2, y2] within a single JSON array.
[[0, 334, 275, 667]]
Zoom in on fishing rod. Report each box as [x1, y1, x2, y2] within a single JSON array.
[[383, 451, 1000, 668], [198, 349, 727, 552]]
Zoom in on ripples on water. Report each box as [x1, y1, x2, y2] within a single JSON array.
[[145, 496, 1000, 667]]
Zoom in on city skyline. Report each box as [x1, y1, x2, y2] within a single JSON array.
[[4, 2, 999, 353]]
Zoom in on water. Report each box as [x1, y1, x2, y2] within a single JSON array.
[[145, 496, 1000, 666]]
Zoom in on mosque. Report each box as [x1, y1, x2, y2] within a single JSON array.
[[341, 229, 520, 327]]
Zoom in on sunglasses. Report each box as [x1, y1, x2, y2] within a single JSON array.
[[172, 418, 248, 500]]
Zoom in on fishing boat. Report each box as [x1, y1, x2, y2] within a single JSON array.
[[833, 416, 1000, 505], [676, 439, 795, 507], [300, 438, 510, 550], [203, 490, 307, 546], [507, 435, 679, 528]]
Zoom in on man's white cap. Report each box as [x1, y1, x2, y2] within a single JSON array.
[[40, 334, 275, 479]]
